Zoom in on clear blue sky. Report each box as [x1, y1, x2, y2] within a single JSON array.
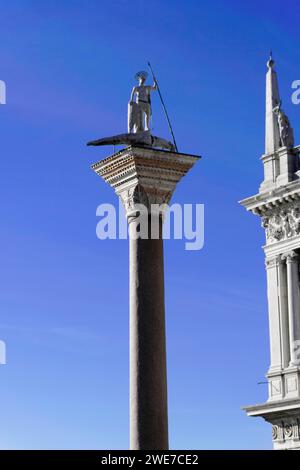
[[0, 0, 299, 450]]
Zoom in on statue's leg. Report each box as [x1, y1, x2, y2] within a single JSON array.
[[137, 107, 143, 132], [145, 107, 150, 131]]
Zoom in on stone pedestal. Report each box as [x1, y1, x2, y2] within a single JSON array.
[[260, 147, 299, 193], [259, 152, 279, 192], [92, 145, 199, 449], [276, 147, 299, 186]]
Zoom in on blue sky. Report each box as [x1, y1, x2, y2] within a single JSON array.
[[0, 0, 299, 449]]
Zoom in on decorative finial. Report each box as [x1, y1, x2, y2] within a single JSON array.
[[267, 50, 275, 69]]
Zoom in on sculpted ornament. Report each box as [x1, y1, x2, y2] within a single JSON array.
[[261, 204, 300, 244], [119, 184, 150, 213], [273, 102, 294, 148], [118, 184, 174, 217], [272, 425, 278, 440], [284, 424, 293, 438]]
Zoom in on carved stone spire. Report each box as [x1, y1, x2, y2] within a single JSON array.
[[265, 53, 281, 155]]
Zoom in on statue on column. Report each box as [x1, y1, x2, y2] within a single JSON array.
[[87, 69, 175, 151], [128, 71, 157, 133], [273, 102, 294, 148]]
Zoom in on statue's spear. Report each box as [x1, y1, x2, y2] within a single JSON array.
[[147, 61, 178, 152]]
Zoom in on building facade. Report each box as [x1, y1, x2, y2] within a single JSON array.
[[240, 56, 300, 450]]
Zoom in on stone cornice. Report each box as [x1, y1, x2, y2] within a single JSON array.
[[239, 179, 300, 216], [264, 236, 300, 257], [244, 398, 300, 418]]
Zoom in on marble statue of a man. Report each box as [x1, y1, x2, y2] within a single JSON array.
[[87, 68, 175, 151], [128, 71, 157, 133]]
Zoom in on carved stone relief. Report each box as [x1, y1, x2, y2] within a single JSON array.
[[261, 203, 300, 244]]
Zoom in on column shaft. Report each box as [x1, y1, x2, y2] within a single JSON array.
[[286, 253, 300, 365], [265, 257, 283, 371], [129, 214, 168, 450], [278, 259, 290, 368]]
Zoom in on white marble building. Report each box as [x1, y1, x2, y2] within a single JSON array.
[[240, 56, 300, 450]]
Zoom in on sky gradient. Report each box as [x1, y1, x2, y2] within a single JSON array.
[[0, 0, 300, 449]]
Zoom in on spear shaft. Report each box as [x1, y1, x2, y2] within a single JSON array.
[[147, 61, 178, 152]]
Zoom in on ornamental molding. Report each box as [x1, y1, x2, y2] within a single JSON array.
[[271, 418, 300, 443], [272, 424, 279, 440], [240, 178, 300, 213]]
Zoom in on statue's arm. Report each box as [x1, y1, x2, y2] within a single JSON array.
[[146, 83, 157, 93]]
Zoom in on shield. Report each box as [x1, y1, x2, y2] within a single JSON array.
[[128, 101, 142, 133]]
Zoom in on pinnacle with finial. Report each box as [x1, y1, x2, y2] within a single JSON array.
[[267, 50, 275, 69]]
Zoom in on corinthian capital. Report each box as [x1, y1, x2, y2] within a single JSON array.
[[265, 256, 281, 269], [281, 251, 298, 262], [118, 184, 149, 214]]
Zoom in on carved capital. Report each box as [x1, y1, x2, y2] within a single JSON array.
[[117, 183, 173, 221], [92, 146, 199, 221], [118, 184, 149, 213], [265, 256, 281, 269], [281, 251, 298, 263]]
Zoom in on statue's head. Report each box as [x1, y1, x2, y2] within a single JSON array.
[[135, 71, 148, 85]]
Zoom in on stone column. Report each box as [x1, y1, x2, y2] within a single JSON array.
[[92, 146, 199, 450], [128, 210, 168, 450], [282, 251, 300, 366], [265, 256, 284, 373], [278, 256, 290, 369]]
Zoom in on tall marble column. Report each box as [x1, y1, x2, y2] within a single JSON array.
[[92, 146, 199, 449], [278, 256, 290, 369], [265, 256, 284, 373], [128, 210, 168, 449]]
